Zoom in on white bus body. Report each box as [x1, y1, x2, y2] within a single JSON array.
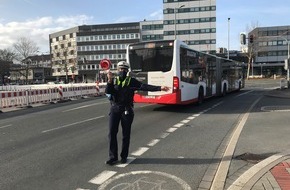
[[127, 40, 244, 105]]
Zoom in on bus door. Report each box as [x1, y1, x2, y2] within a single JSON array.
[[205, 56, 217, 96]]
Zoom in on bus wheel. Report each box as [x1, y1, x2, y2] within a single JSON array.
[[197, 88, 204, 105], [238, 82, 241, 91], [222, 84, 227, 96]]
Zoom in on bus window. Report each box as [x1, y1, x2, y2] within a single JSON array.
[[129, 46, 173, 73]]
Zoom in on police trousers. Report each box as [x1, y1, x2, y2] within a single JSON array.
[[108, 105, 134, 160]]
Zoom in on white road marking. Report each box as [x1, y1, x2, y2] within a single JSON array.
[[173, 123, 184, 128], [0, 124, 12, 129], [84, 105, 215, 187], [213, 101, 223, 107], [62, 102, 108, 112], [115, 157, 136, 168], [181, 119, 190, 123], [41, 116, 105, 133], [147, 139, 160, 146], [98, 170, 192, 190], [210, 97, 262, 190], [76, 188, 90, 190], [167, 127, 178, 133], [234, 90, 254, 98], [89, 170, 117, 185], [131, 147, 149, 156], [160, 132, 170, 138]]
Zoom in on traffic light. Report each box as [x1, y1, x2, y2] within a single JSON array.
[[240, 33, 246, 45], [249, 34, 254, 43]]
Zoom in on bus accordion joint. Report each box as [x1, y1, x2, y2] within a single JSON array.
[[173, 76, 179, 93]]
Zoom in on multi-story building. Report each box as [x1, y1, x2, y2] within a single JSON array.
[[163, 0, 216, 53], [49, 22, 140, 83], [49, 0, 217, 82], [140, 20, 164, 41], [249, 25, 290, 77], [49, 27, 79, 83], [9, 54, 52, 84], [77, 22, 140, 82]]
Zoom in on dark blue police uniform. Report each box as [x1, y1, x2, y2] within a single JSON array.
[[105, 76, 161, 164]]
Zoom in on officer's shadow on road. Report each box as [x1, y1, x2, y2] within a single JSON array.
[[130, 157, 224, 165], [130, 151, 277, 165]]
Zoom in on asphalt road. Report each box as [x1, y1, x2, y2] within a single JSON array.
[[0, 79, 284, 190]]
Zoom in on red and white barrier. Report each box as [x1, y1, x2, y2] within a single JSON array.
[[0, 83, 106, 111]]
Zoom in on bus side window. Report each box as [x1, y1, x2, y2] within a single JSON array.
[[188, 71, 199, 84]]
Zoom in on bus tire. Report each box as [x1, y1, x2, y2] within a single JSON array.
[[197, 87, 204, 105], [222, 84, 227, 96], [238, 82, 241, 91]]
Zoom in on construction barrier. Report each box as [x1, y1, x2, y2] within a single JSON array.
[[0, 83, 106, 112]]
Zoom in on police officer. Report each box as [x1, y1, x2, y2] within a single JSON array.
[[105, 61, 169, 165]]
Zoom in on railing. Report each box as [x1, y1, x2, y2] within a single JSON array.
[[0, 83, 106, 112]]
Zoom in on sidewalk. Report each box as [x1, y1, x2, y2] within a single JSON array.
[[227, 88, 290, 190]]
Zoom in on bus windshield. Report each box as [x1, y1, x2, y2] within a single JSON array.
[[128, 42, 174, 73]]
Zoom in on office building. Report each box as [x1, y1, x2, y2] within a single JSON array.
[[163, 0, 216, 53], [49, 22, 140, 82], [49, 0, 217, 82], [249, 25, 290, 77]]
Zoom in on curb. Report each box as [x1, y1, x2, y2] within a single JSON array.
[[227, 151, 290, 190]]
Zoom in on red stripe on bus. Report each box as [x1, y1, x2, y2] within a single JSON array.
[[134, 90, 185, 105]]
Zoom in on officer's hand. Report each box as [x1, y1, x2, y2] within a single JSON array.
[[161, 86, 170, 92]]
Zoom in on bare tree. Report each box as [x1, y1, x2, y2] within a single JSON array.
[[12, 37, 40, 84], [0, 48, 18, 61], [241, 21, 260, 79], [13, 37, 39, 60]]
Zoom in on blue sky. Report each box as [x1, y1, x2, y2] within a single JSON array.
[[0, 0, 289, 53]]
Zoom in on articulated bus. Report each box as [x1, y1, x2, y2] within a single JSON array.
[[126, 40, 245, 105]]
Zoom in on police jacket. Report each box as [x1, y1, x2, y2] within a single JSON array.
[[105, 76, 161, 107]]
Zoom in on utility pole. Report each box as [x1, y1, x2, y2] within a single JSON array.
[[174, 5, 185, 39], [227, 18, 230, 59]]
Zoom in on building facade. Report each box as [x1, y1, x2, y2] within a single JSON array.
[[9, 54, 52, 84], [249, 25, 290, 77], [76, 23, 140, 82], [49, 27, 79, 83], [49, 0, 217, 82], [163, 0, 216, 53], [49, 23, 140, 83]]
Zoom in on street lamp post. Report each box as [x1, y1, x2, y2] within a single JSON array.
[[285, 39, 289, 85], [174, 5, 185, 39], [260, 63, 263, 77], [279, 34, 290, 86], [227, 18, 230, 59]]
